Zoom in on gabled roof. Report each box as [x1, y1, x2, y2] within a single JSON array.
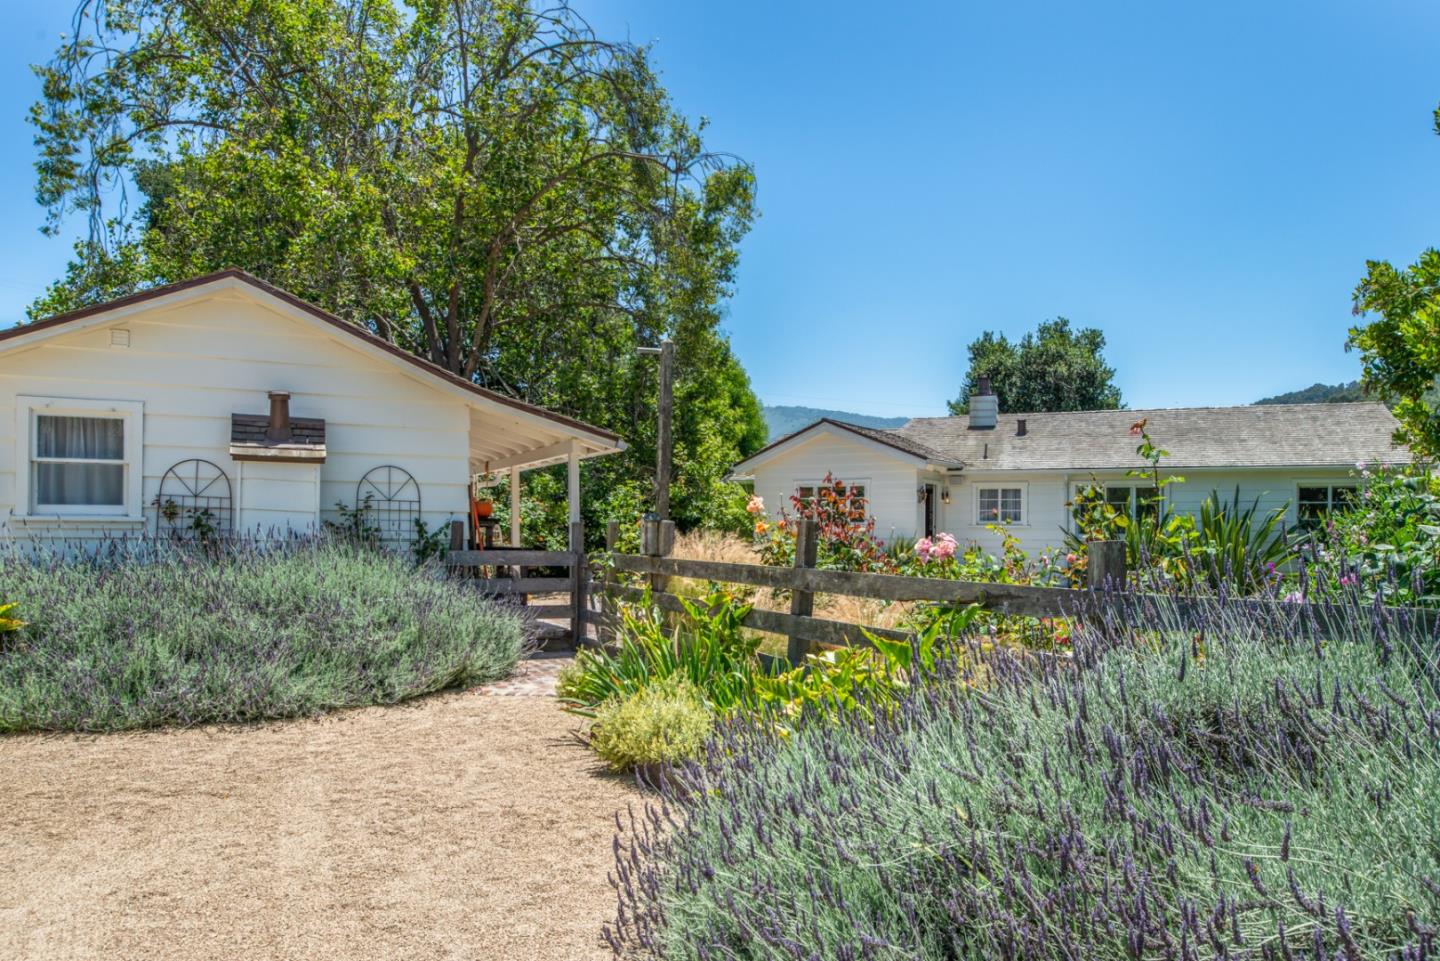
[[732, 417, 957, 476], [893, 403, 1410, 471], [0, 269, 623, 460]]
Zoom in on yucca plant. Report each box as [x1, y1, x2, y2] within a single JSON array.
[[1182, 487, 1294, 594]]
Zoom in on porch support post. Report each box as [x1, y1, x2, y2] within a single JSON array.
[[508, 465, 521, 546], [567, 443, 582, 537]]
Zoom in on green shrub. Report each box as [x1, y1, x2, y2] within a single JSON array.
[[0, 538, 527, 732], [589, 676, 713, 771], [1304, 463, 1440, 605], [559, 589, 762, 716]]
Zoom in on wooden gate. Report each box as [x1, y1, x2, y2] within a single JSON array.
[[445, 521, 591, 648]]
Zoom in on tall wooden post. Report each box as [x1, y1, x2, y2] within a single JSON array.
[[508, 465, 522, 547], [642, 516, 676, 630], [656, 340, 675, 520], [600, 519, 620, 645], [1088, 540, 1127, 592], [570, 520, 587, 648], [787, 518, 819, 667]]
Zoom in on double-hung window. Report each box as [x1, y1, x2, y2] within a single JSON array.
[[976, 486, 1024, 524], [1106, 484, 1163, 522], [1297, 484, 1356, 530], [18, 397, 143, 518], [795, 480, 868, 522]]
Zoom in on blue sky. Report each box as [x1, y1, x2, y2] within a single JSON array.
[[2, 2, 1437, 417]]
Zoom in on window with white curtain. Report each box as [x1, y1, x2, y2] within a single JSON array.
[[17, 397, 143, 517]]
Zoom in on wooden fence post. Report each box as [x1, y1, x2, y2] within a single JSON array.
[[601, 519, 620, 645], [570, 521, 586, 648], [787, 518, 819, 666], [1088, 539, 1127, 592], [642, 516, 676, 629]]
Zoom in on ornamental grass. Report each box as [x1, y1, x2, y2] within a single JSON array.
[[607, 594, 1440, 960], [0, 537, 526, 732]]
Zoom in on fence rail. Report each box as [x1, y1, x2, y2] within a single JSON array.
[[446, 520, 589, 646], [591, 518, 1438, 665]]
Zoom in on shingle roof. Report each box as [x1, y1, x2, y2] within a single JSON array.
[[735, 417, 954, 471], [890, 403, 1411, 471]]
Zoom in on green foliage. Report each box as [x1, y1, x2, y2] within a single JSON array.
[[1188, 489, 1291, 593], [1254, 380, 1366, 405], [1349, 247, 1440, 458], [0, 539, 526, 732], [947, 317, 1122, 414], [751, 615, 974, 725], [589, 675, 714, 772], [1304, 464, 1440, 605], [28, 0, 766, 544], [1347, 105, 1440, 458], [557, 589, 762, 717]]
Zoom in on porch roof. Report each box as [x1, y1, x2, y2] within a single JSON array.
[[467, 406, 624, 475]]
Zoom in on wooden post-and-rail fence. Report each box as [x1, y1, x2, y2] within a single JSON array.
[[449, 518, 1434, 662], [447, 519, 591, 647]]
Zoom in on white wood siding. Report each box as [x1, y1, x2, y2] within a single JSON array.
[[749, 432, 922, 548], [0, 291, 471, 542], [941, 473, 1072, 558]]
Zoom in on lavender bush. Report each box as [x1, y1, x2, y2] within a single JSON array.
[[0, 539, 526, 732], [609, 596, 1440, 960]]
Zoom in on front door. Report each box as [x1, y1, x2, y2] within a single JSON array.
[[923, 483, 937, 537]]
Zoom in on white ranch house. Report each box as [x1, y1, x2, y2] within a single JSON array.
[[0, 270, 623, 547], [731, 379, 1412, 557]]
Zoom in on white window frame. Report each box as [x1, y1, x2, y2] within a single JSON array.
[[1075, 482, 1165, 523], [1295, 481, 1357, 529], [974, 483, 1027, 526], [15, 396, 144, 520], [794, 478, 870, 518]]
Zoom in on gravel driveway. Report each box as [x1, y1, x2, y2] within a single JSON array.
[[0, 658, 634, 961]]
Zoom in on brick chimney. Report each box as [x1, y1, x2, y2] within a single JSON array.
[[969, 375, 998, 430]]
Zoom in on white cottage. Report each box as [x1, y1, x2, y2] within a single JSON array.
[[0, 270, 623, 546], [731, 379, 1412, 557]]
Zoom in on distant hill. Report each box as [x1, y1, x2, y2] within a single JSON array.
[[1254, 381, 1366, 405], [762, 405, 909, 441]]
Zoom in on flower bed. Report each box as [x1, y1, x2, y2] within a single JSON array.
[[607, 596, 1440, 959]]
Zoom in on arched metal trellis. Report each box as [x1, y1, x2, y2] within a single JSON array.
[[356, 465, 422, 546], [154, 459, 233, 540]]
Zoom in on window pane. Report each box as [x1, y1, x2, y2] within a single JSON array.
[[36, 415, 124, 460], [1136, 488, 1162, 520], [36, 462, 124, 506], [977, 488, 999, 521], [999, 488, 1022, 523], [1332, 486, 1357, 508], [1105, 487, 1132, 508], [1297, 487, 1328, 506]]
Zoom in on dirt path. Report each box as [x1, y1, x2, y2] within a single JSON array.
[[0, 657, 636, 961]]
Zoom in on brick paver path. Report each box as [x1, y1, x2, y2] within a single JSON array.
[[476, 652, 571, 696]]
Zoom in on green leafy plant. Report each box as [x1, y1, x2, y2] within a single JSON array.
[[1303, 463, 1440, 605], [558, 589, 762, 717], [410, 516, 450, 566], [1184, 488, 1293, 593], [589, 675, 715, 772], [326, 495, 380, 545]]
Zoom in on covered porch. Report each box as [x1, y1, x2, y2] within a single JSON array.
[[461, 401, 625, 552]]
